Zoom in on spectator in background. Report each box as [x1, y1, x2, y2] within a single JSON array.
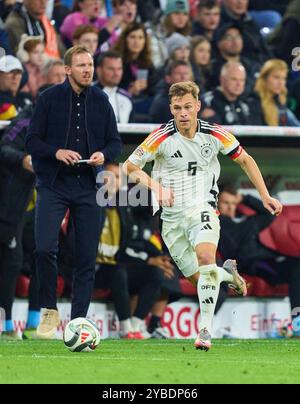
[[255, 59, 300, 127], [95, 51, 134, 123], [112, 0, 137, 33], [166, 32, 191, 63], [17, 35, 46, 99], [60, 0, 120, 48], [72, 25, 99, 56], [42, 58, 66, 86], [218, 184, 300, 338], [149, 60, 193, 123], [163, 0, 191, 37], [0, 0, 16, 22], [0, 18, 11, 55], [192, 0, 221, 41], [201, 61, 265, 125], [210, 23, 261, 96], [190, 35, 211, 92], [0, 105, 36, 340], [268, 0, 300, 65], [114, 22, 158, 99], [5, 0, 63, 58], [0, 55, 32, 121], [221, 0, 272, 64]]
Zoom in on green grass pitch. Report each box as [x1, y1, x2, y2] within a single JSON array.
[[0, 339, 300, 384]]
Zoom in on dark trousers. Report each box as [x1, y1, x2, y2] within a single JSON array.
[[22, 210, 39, 312], [35, 175, 102, 319], [126, 263, 165, 319], [95, 265, 131, 322], [0, 223, 24, 320]]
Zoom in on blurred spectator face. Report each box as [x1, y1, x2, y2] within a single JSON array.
[[265, 69, 287, 96], [221, 64, 246, 98], [78, 0, 103, 19], [96, 57, 123, 87], [0, 70, 22, 96], [218, 191, 238, 218], [197, 6, 221, 31], [46, 64, 66, 85], [166, 65, 192, 85], [28, 43, 45, 68], [24, 0, 48, 18], [66, 52, 94, 88], [170, 12, 189, 29], [218, 28, 243, 57], [126, 29, 146, 56], [75, 32, 99, 55], [193, 41, 211, 66], [223, 0, 248, 17], [173, 46, 190, 63], [115, 0, 137, 24]]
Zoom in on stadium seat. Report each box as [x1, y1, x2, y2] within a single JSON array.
[[259, 206, 300, 257]]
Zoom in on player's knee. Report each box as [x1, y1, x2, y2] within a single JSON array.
[[197, 252, 215, 267]]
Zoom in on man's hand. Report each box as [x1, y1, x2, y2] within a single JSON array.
[[22, 155, 34, 173], [106, 14, 123, 31], [55, 149, 82, 165], [154, 186, 174, 207], [88, 152, 105, 167], [148, 256, 175, 279], [262, 195, 283, 217]]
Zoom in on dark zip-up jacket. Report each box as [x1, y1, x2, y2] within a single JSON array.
[[25, 79, 122, 187], [0, 107, 35, 244], [219, 195, 276, 271]]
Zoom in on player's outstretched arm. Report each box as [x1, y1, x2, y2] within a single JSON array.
[[233, 150, 283, 216], [123, 160, 174, 207]]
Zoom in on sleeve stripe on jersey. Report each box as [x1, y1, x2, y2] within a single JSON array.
[[144, 122, 174, 147], [201, 122, 234, 142], [228, 145, 243, 160]]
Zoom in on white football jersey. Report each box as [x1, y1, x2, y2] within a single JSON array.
[[128, 119, 243, 222]]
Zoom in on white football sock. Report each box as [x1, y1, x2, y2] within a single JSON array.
[[119, 319, 132, 336], [197, 264, 221, 334], [218, 266, 234, 284], [131, 316, 144, 333]]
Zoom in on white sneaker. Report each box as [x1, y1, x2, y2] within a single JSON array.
[[151, 327, 170, 339], [36, 309, 60, 339]]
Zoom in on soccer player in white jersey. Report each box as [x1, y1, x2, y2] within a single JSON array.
[[123, 81, 283, 351]]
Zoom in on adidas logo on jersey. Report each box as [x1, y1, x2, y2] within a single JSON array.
[[171, 150, 183, 158]]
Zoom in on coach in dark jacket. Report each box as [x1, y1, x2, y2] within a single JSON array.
[[26, 45, 122, 339]]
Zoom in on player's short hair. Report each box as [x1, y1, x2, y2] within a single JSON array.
[[64, 45, 92, 67], [169, 81, 200, 102]]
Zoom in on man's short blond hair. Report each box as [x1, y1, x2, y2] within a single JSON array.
[[169, 81, 200, 102]]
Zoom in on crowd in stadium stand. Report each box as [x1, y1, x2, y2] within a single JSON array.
[[0, 0, 300, 340]]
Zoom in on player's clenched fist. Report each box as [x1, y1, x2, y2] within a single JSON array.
[[155, 186, 174, 207], [262, 195, 283, 217]]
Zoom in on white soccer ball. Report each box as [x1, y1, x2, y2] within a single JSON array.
[[63, 318, 101, 352]]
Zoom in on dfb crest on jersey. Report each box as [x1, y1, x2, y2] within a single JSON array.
[[201, 145, 213, 159]]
